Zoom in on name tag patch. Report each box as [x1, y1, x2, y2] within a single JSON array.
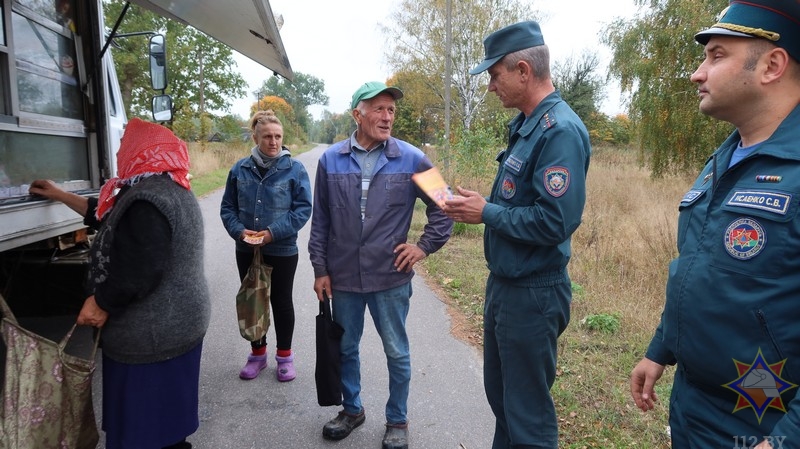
[[727, 190, 791, 215], [681, 189, 704, 206], [504, 155, 523, 175]]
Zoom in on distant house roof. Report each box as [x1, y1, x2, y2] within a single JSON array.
[[208, 132, 223, 142]]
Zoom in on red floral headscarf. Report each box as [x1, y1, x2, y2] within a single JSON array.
[[95, 118, 191, 220]]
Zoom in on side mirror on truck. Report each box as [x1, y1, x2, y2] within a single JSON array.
[[149, 34, 167, 91], [149, 34, 172, 122], [152, 95, 173, 122]]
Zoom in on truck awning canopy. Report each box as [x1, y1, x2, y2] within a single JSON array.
[[129, 0, 293, 80]]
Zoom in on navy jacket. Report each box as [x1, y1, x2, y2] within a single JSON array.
[[483, 91, 591, 284], [308, 137, 452, 293], [647, 104, 800, 442]]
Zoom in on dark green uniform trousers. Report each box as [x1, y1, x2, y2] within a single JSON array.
[[484, 274, 571, 449]]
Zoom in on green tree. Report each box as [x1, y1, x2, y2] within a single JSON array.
[[104, 0, 247, 132], [171, 98, 198, 141], [169, 25, 247, 118], [604, 0, 733, 175], [214, 114, 246, 142], [103, 0, 168, 117], [259, 72, 329, 135], [382, 0, 535, 136], [552, 52, 604, 126], [311, 110, 355, 144], [386, 72, 439, 146]]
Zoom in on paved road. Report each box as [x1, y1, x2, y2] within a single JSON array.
[[93, 143, 494, 448]]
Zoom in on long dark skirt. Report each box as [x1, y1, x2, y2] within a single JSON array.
[[102, 342, 203, 449]]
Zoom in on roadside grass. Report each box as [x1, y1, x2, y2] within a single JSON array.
[[413, 144, 693, 447]]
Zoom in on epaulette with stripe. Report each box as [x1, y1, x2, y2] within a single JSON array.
[[541, 112, 557, 131]]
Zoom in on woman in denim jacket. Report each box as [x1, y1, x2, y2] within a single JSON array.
[[220, 110, 312, 382]]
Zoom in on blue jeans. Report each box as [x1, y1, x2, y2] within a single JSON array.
[[332, 282, 412, 425]]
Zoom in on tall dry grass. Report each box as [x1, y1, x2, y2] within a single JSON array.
[[570, 146, 693, 337], [555, 146, 694, 447], [188, 141, 250, 176]]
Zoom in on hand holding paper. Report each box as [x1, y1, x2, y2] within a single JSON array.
[[411, 167, 453, 209]]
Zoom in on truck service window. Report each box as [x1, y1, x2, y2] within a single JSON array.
[[0, 0, 89, 200], [12, 12, 82, 119]]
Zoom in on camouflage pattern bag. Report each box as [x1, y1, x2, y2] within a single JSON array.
[[236, 251, 272, 341]]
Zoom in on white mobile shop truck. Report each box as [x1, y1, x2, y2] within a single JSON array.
[[0, 0, 292, 316]]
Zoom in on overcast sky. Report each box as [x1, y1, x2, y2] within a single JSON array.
[[229, 0, 642, 120]]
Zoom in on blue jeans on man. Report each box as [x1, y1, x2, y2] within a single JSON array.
[[333, 282, 412, 425]]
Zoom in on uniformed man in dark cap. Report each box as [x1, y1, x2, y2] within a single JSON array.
[[630, 1, 800, 447], [444, 21, 591, 449]]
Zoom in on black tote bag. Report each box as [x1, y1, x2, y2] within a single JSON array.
[[315, 292, 344, 406]]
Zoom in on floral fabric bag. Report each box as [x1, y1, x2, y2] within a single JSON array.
[[0, 293, 100, 449]]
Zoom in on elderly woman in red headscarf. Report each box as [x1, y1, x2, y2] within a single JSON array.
[[29, 118, 210, 449]]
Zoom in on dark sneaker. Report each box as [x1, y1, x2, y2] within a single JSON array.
[[322, 410, 366, 440], [382, 423, 408, 449]]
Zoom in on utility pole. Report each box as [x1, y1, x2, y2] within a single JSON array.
[[443, 0, 452, 174]]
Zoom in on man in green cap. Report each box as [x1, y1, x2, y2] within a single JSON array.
[[444, 20, 591, 449], [630, 1, 800, 447], [308, 81, 452, 449]]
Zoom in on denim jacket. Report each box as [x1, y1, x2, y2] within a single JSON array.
[[220, 150, 312, 256]]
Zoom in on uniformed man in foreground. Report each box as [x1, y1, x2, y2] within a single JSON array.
[[444, 20, 591, 449], [630, 1, 800, 448]]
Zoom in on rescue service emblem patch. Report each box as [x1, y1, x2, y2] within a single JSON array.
[[722, 348, 797, 423], [724, 217, 765, 260], [544, 166, 570, 197], [501, 174, 516, 199]]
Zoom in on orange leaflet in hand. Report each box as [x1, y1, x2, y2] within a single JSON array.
[[411, 167, 453, 209]]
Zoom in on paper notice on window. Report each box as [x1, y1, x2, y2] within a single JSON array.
[[412, 167, 453, 209]]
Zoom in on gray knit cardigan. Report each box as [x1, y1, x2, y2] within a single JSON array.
[[88, 175, 210, 364]]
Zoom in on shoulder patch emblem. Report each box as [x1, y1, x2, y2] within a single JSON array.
[[544, 166, 570, 197], [724, 217, 765, 260]]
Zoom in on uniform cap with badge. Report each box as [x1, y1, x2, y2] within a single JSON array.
[[470, 21, 546, 75], [694, 0, 800, 62]]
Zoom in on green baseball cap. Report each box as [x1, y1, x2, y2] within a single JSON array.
[[350, 81, 403, 110], [695, 0, 800, 62], [470, 21, 545, 75]]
